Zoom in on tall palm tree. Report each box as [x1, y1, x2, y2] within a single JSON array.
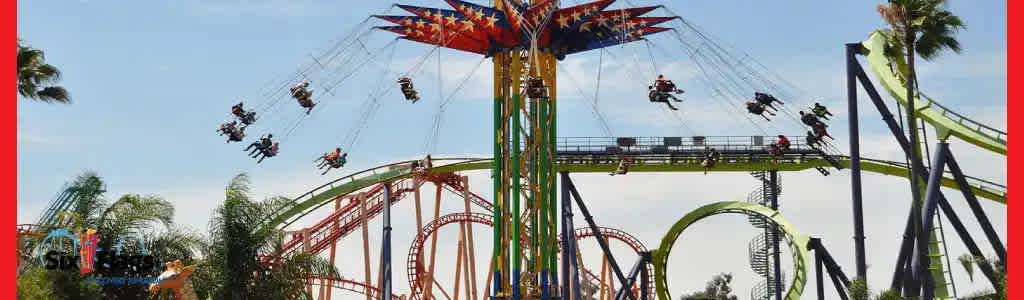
[[18, 39, 71, 103], [876, 1, 964, 297], [205, 174, 338, 300], [17, 172, 203, 300], [876, 0, 965, 161]]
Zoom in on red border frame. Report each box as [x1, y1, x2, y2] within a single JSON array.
[[1008, 0, 1018, 298], [2, 0, 1016, 298], [6, 0, 16, 297]]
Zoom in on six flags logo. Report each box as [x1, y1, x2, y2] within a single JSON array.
[[37, 228, 157, 275]]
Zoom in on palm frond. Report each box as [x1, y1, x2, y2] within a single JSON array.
[[35, 86, 71, 104], [98, 194, 175, 235]]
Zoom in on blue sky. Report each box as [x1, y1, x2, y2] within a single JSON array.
[[19, 0, 1006, 298]]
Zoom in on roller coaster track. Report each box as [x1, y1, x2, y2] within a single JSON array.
[[262, 146, 1005, 235], [652, 201, 810, 300], [308, 276, 402, 300], [862, 31, 1008, 155], [404, 212, 651, 300]]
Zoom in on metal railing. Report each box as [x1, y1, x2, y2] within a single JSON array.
[[927, 95, 1007, 142], [556, 136, 818, 155]]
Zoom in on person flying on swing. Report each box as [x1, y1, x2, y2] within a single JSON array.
[[291, 81, 316, 114], [254, 142, 279, 163], [775, 135, 791, 151], [799, 111, 825, 128], [702, 147, 721, 175], [246, 134, 273, 157], [232, 102, 257, 125], [805, 130, 823, 148], [746, 101, 775, 121], [649, 86, 679, 110], [754, 92, 783, 111], [813, 122, 834, 140], [398, 77, 420, 103], [812, 102, 833, 120], [316, 147, 342, 170], [218, 121, 245, 143], [526, 77, 548, 99], [320, 153, 349, 175], [654, 75, 684, 100]]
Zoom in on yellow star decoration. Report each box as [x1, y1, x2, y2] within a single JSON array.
[[415, 20, 427, 28], [445, 15, 458, 26], [571, 10, 582, 22], [461, 19, 475, 32], [595, 15, 609, 26], [473, 8, 485, 21], [485, 14, 498, 28], [557, 14, 570, 28]]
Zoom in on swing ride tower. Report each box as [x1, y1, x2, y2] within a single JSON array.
[[375, 1, 676, 299]]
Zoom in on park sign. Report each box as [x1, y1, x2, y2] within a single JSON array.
[[36, 227, 160, 285]]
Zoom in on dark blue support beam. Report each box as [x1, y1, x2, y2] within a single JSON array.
[[815, 247, 825, 300], [945, 152, 1007, 262], [808, 238, 850, 300], [380, 182, 393, 300], [912, 142, 949, 300], [770, 171, 783, 300], [935, 194, 1000, 288], [561, 174, 583, 300], [850, 58, 925, 293], [640, 252, 650, 300], [614, 256, 645, 300], [562, 173, 636, 300], [845, 43, 868, 282]]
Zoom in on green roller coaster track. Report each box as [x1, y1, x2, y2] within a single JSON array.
[[260, 155, 1006, 232], [862, 31, 1008, 155], [651, 201, 810, 300]]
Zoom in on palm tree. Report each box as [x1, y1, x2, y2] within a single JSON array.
[[205, 174, 339, 300], [18, 39, 71, 103], [679, 273, 738, 300], [876, 0, 965, 162], [18, 172, 203, 300], [875, 2, 964, 297]]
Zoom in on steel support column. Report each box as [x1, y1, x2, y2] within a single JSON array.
[[379, 182, 393, 300], [911, 142, 949, 300], [845, 43, 868, 281], [563, 173, 636, 300], [770, 171, 783, 300], [945, 152, 1007, 262]]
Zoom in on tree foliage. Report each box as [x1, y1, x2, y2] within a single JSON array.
[[203, 174, 339, 300], [18, 39, 71, 103], [678, 273, 738, 300]]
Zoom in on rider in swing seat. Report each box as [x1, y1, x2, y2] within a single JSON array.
[[813, 122, 834, 140], [291, 81, 316, 114], [255, 142, 279, 164], [812, 102, 833, 120], [746, 102, 775, 121], [799, 111, 825, 128], [702, 147, 721, 175], [246, 134, 273, 157], [398, 77, 419, 103], [805, 130, 823, 148], [775, 135, 791, 151], [754, 92, 783, 111]]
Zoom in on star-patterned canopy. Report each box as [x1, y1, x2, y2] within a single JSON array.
[[373, 0, 676, 58]]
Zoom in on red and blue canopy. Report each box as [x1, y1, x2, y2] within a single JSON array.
[[373, 0, 676, 58]]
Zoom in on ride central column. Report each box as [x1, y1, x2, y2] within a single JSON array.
[[492, 48, 559, 300]]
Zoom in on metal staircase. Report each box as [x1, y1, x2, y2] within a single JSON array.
[[747, 171, 784, 300]]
